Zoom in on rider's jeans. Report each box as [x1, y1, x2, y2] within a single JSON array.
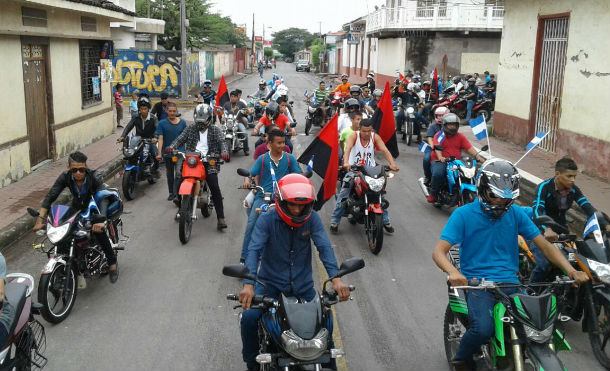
[[395, 110, 405, 132], [237, 120, 250, 152], [163, 155, 177, 196], [465, 100, 476, 122], [241, 197, 265, 260], [430, 161, 446, 196], [423, 151, 432, 181], [455, 287, 519, 369], [330, 174, 389, 226], [529, 240, 552, 283]]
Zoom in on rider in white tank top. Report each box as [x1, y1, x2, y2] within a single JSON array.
[[348, 131, 376, 166]]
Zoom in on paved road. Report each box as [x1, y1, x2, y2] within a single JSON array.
[[4, 62, 604, 371]]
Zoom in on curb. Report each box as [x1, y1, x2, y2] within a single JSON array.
[[0, 155, 124, 252]]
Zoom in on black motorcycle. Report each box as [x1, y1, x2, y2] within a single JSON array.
[[120, 136, 156, 200], [304, 92, 330, 136], [223, 257, 364, 371]]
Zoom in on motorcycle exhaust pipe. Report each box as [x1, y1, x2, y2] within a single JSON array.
[[418, 177, 430, 198]]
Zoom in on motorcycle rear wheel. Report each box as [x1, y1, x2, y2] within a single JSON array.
[[179, 195, 193, 244], [366, 213, 384, 255], [122, 170, 137, 201], [588, 298, 610, 367], [38, 263, 77, 324], [477, 109, 491, 123]]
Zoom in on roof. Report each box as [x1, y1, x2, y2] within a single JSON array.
[[326, 31, 346, 36], [65, 0, 135, 16]]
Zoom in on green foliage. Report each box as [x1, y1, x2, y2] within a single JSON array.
[[271, 28, 314, 58], [264, 48, 273, 58], [309, 38, 325, 67], [135, 0, 247, 50]]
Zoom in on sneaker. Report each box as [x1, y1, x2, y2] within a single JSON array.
[[450, 359, 472, 371], [239, 258, 245, 265], [329, 223, 338, 233], [244, 150, 249, 156], [424, 177, 431, 187], [173, 197, 181, 207], [109, 263, 119, 284], [77, 275, 87, 290], [117, 125, 124, 128], [427, 194, 437, 203], [383, 223, 394, 233], [167, 194, 175, 201], [217, 218, 228, 230]]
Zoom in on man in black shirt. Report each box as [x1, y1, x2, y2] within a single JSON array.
[[151, 92, 169, 121], [484, 74, 497, 106], [117, 96, 159, 171], [464, 77, 478, 122], [223, 90, 250, 155]]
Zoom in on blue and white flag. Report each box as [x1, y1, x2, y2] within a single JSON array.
[[419, 141, 431, 153], [269, 164, 277, 195], [469, 115, 487, 141], [306, 155, 315, 172], [525, 132, 548, 150], [437, 130, 446, 144], [583, 214, 604, 244]]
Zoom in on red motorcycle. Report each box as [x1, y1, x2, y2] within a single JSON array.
[[433, 92, 492, 122], [172, 151, 223, 244], [330, 91, 344, 117]]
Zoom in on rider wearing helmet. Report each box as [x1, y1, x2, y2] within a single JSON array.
[[332, 74, 352, 99], [428, 113, 483, 203], [252, 101, 295, 151], [169, 103, 230, 230], [118, 96, 160, 170], [432, 158, 588, 371], [348, 85, 365, 110], [239, 173, 351, 371], [198, 80, 216, 104], [338, 98, 363, 134], [360, 71, 376, 91], [250, 79, 269, 100], [365, 88, 383, 114], [394, 82, 423, 141], [465, 77, 479, 122], [422, 107, 450, 185]]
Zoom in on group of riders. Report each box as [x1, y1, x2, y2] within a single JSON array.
[[26, 68, 608, 371]]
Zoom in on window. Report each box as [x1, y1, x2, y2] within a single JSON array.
[[484, 0, 505, 17], [81, 16, 97, 32], [22, 7, 47, 27], [416, 0, 447, 18], [79, 42, 102, 107]]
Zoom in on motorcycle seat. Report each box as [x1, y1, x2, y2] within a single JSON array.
[[3, 282, 27, 337]]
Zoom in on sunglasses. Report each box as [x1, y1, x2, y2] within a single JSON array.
[[70, 167, 87, 174]]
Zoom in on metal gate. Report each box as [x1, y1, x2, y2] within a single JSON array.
[[534, 17, 569, 152]]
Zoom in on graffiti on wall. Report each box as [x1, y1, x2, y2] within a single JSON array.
[[185, 53, 200, 95], [112, 50, 182, 96]]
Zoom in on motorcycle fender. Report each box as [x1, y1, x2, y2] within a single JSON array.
[[367, 203, 383, 214], [525, 342, 566, 371], [125, 164, 139, 172], [493, 302, 507, 357], [553, 328, 571, 352], [593, 286, 610, 307], [178, 179, 196, 195], [460, 183, 476, 193], [42, 256, 67, 274]]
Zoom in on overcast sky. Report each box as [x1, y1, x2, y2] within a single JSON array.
[[210, 0, 386, 39]]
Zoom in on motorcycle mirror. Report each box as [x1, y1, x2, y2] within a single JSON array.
[[533, 216, 569, 234], [237, 168, 251, 177], [27, 207, 39, 217], [290, 122, 297, 128], [289, 101, 294, 105], [304, 90, 308, 97], [335, 257, 365, 278]]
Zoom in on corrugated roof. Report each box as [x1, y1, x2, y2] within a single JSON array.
[[64, 0, 135, 16]]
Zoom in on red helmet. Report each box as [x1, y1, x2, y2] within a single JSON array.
[[275, 174, 315, 227]]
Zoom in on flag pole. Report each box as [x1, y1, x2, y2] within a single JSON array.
[[514, 132, 549, 166]]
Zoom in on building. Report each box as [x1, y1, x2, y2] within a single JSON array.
[[493, 0, 610, 179], [294, 49, 311, 63], [323, 31, 346, 74], [0, 0, 133, 187], [337, 0, 504, 87]]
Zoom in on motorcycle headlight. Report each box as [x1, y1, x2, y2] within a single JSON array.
[[123, 148, 135, 157], [47, 223, 71, 244], [460, 166, 476, 179], [406, 107, 415, 114], [186, 156, 199, 168], [523, 324, 553, 343], [308, 106, 316, 113], [587, 259, 610, 283], [280, 328, 328, 361], [365, 176, 385, 192]]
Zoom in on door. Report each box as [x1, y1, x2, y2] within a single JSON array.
[[22, 43, 50, 166], [533, 17, 569, 152]]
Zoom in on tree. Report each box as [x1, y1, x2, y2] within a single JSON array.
[[264, 48, 273, 59], [271, 28, 314, 58], [309, 39, 325, 68]]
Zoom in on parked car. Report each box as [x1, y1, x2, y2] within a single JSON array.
[[284, 58, 293, 63], [296, 60, 311, 72]]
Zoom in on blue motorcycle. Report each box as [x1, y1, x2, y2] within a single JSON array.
[[121, 136, 156, 200]]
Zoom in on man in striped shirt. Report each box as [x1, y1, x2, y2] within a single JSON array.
[[307, 81, 329, 123]]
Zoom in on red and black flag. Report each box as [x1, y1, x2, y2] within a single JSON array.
[[370, 81, 399, 158], [216, 75, 229, 109], [431, 67, 439, 101], [297, 114, 340, 211]]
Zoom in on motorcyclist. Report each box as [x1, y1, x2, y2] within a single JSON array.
[[394, 82, 422, 142], [239, 128, 303, 264], [338, 98, 362, 134], [361, 87, 372, 104], [117, 95, 159, 172], [252, 124, 291, 160], [365, 88, 382, 115], [464, 77, 478, 122], [348, 85, 365, 111], [306, 80, 330, 128], [332, 74, 351, 99], [223, 90, 250, 156], [0, 253, 15, 346], [250, 79, 269, 100], [252, 101, 296, 152], [529, 157, 610, 283], [198, 80, 216, 104], [422, 107, 450, 185], [239, 173, 350, 371], [432, 158, 589, 371], [330, 119, 399, 233], [428, 113, 484, 204], [169, 103, 229, 230], [360, 71, 376, 91], [33, 151, 119, 283]]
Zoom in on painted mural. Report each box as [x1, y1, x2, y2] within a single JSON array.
[[185, 53, 200, 95], [112, 50, 182, 96]]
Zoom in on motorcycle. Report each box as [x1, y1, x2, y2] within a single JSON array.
[[27, 189, 126, 323], [120, 136, 156, 201], [248, 96, 268, 128], [0, 273, 47, 370], [444, 264, 575, 371], [303, 91, 331, 135], [222, 109, 250, 161], [340, 163, 394, 255], [434, 91, 492, 121], [222, 257, 364, 371], [401, 103, 417, 146], [172, 151, 223, 244], [418, 145, 487, 208], [330, 91, 343, 118]]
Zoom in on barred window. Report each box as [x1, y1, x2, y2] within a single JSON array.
[[22, 7, 47, 27], [79, 42, 102, 107], [81, 16, 97, 32]]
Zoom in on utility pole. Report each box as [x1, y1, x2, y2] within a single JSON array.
[[147, 0, 150, 18], [251, 13, 255, 71], [180, 0, 187, 99]]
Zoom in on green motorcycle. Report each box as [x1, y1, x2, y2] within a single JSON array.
[[444, 246, 574, 371]]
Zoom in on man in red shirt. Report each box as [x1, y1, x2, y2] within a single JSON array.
[[114, 83, 124, 129], [428, 113, 484, 203], [252, 101, 296, 151], [253, 125, 291, 159]]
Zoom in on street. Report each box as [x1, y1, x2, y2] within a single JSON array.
[[4, 62, 605, 371]]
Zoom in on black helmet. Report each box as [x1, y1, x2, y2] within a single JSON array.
[[452, 76, 461, 85], [265, 101, 280, 119], [137, 96, 151, 109], [349, 85, 361, 95], [468, 77, 476, 84], [476, 159, 520, 219], [344, 98, 360, 111], [442, 113, 460, 136]]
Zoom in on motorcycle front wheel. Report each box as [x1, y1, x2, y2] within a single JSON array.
[[38, 263, 77, 324], [305, 118, 312, 135], [225, 139, 232, 162], [444, 304, 468, 363], [366, 213, 384, 255], [179, 195, 193, 244], [406, 120, 413, 146], [122, 169, 137, 200], [588, 295, 610, 368]]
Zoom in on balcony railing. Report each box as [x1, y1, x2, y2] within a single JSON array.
[[366, 4, 504, 34]]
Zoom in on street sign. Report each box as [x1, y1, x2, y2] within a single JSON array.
[[254, 36, 263, 42], [347, 33, 360, 44], [318, 52, 324, 60], [350, 24, 364, 33]]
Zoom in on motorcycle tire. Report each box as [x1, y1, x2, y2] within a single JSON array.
[[478, 109, 491, 123], [588, 295, 610, 367], [366, 213, 384, 255], [200, 200, 211, 218], [38, 263, 77, 324], [122, 170, 137, 201], [444, 304, 467, 363], [406, 121, 413, 146], [179, 195, 193, 244], [305, 118, 312, 136], [225, 140, 232, 162], [460, 190, 476, 206]]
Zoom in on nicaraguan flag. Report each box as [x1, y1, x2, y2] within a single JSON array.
[[525, 132, 548, 150], [419, 142, 431, 153], [583, 214, 604, 244], [269, 165, 277, 195], [437, 130, 446, 144], [469, 115, 487, 140], [306, 155, 315, 172]]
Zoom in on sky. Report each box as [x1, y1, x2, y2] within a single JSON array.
[[210, 0, 386, 40]]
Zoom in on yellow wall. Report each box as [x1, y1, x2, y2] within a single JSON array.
[[54, 111, 114, 157], [0, 143, 30, 188], [377, 38, 406, 77], [0, 36, 28, 142], [496, 0, 610, 142], [461, 53, 499, 75]]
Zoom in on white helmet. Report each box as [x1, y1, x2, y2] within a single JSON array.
[[407, 82, 417, 92], [434, 106, 450, 124]]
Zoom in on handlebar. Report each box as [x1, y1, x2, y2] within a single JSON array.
[[450, 277, 575, 291]]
